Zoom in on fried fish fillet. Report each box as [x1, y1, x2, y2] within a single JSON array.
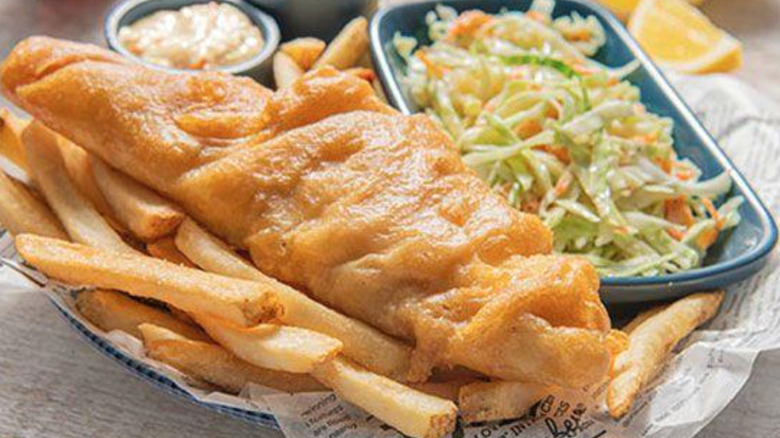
[[2, 37, 613, 387]]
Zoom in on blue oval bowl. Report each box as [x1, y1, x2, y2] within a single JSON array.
[[105, 0, 280, 82], [370, 0, 778, 303]]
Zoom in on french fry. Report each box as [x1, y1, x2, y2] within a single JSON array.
[[343, 67, 389, 104], [409, 379, 470, 402], [15, 234, 280, 326], [607, 291, 725, 419], [428, 366, 485, 382], [458, 381, 548, 424], [605, 329, 630, 357], [273, 51, 304, 89], [167, 304, 198, 326], [357, 51, 373, 69], [175, 218, 413, 380], [311, 357, 457, 438], [605, 329, 630, 375], [0, 168, 67, 238], [58, 140, 125, 232], [353, 53, 389, 102], [344, 67, 376, 82], [373, 78, 389, 104], [21, 122, 138, 254], [280, 37, 326, 70], [174, 218, 259, 278], [621, 307, 664, 334], [0, 108, 30, 171], [313, 17, 369, 69], [147, 237, 195, 267], [139, 324, 325, 393], [194, 315, 342, 374], [91, 156, 184, 241], [76, 289, 208, 341]]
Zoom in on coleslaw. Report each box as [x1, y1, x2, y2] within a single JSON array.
[[393, 0, 743, 277]]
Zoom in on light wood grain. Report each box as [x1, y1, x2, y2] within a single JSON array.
[[701, 0, 780, 104], [698, 349, 780, 437], [0, 291, 278, 438]]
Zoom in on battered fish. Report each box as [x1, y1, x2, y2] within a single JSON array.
[[2, 37, 613, 387]]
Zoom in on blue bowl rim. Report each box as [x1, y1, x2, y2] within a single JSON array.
[[104, 0, 280, 75], [369, 0, 778, 291]]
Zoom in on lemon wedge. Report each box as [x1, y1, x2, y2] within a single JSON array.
[[595, 0, 705, 21], [595, 0, 641, 20], [628, 0, 742, 74]]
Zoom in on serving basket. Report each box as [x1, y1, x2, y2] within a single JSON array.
[[6, 0, 777, 435]]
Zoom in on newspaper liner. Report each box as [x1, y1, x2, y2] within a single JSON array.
[[0, 73, 777, 438]]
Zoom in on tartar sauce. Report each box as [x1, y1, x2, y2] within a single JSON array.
[[118, 2, 265, 70]]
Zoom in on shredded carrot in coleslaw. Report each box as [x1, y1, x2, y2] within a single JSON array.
[[393, 0, 743, 276]]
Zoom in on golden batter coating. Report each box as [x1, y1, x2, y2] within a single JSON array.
[[2, 37, 613, 387]]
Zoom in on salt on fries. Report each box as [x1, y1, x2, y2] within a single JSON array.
[[139, 324, 325, 393], [174, 218, 414, 380], [608, 291, 724, 418], [15, 234, 280, 326], [76, 289, 208, 341], [90, 156, 184, 241], [21, 122, 139, 254]]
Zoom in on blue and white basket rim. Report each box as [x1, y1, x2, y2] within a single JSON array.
[[48, 295, 282, 430]]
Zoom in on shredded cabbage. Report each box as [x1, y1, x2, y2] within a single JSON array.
[[394, 0, 743, 277]]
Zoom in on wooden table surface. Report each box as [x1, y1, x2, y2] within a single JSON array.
[[0, 1, 778, 437]]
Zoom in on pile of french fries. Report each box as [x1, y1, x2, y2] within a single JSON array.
[[272, 17, 386, 101], [0, 19, 725, 438]]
